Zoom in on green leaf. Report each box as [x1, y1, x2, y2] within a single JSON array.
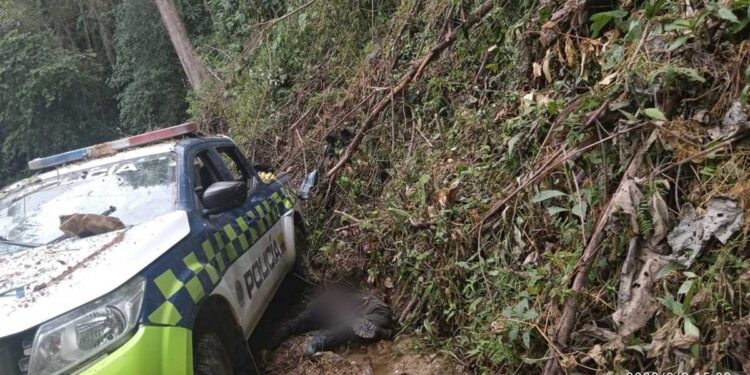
[[667, 35, 690, 51], [547, 206, 570, 216], [531, 190, 567, 203], [684, 319, 700, 338], [665, 19, 694, 31], [642, 108, 668, 121], [508, 325, 519, 341], [522, 309, 539, 320], [590, 10, 628, 37], [571, 202, 588, 219], [547, 206, 569, 215], [717, 7, 739, 23], [659, 295, 685, 317], [522, 329, 531, 349], [674, 67, 706, 83], [678, 279, 694, 295], [468, 297, 483, 312]]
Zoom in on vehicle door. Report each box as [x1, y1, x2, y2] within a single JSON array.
[[188, 145, 292, 336]]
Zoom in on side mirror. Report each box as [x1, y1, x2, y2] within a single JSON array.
[[202, 181, 247, 215], [297, 170, 319, 200]]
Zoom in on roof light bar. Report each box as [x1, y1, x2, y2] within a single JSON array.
[[28, 123, 198, 171]]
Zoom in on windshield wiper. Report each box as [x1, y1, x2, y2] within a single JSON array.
[[0, 236, 40, 248]]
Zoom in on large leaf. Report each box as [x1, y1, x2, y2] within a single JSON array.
[[717, 7, 739, 23], [531, 190, 567, 203]]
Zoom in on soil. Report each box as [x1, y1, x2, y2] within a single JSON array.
[[264, 336, 467, 375]]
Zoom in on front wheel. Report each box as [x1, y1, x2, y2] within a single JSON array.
[[194, 332, 234, 375]]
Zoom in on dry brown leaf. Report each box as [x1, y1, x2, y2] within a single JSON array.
[[598, 72, 618, 86], [542, 49, 553, 83], [427, 205, 438, 218], [609, 178, 643, 232], [564, 37, 576, 67], [435, 180, 460, 209], [612, 251, 670, 336], [648, 193, 671, 247], [647, 318, 699, 358], [540, 21, 558, 47], [587, 345, 608, 367], [532, 62, 543, 78]]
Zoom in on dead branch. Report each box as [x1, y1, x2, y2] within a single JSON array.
[[325, 0, 495, 179], [542, 130, 658, 375]]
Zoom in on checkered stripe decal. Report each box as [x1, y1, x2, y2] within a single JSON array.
[[145, 186, 295, 326]]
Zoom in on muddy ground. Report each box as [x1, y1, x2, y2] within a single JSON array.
[[264, 336, 466, 375]]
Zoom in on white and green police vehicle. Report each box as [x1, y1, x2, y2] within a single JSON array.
[[0, 124, 306, 374]]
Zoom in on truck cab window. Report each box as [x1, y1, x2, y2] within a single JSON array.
[[216, 146, 257, 192], [192, 151, 220, 199]]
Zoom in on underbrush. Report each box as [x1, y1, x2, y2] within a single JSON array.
[[193, 0, 750, 372]]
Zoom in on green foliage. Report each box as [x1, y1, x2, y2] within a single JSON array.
[[590, 9, 628, 37], [110, 0, 188, 133], [0, 21, 116, 184], [188, 0, 399, 151]]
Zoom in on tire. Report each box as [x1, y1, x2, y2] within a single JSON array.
[[194, 332, 234, 375], [292, 226, 308, 277]]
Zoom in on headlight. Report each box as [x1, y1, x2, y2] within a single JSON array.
[[28, 276, 145, 375]]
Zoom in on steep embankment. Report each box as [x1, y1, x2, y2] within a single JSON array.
[[194, 0, 750, 372]]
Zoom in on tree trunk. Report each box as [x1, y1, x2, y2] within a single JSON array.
[[154, 0, 210, 89]]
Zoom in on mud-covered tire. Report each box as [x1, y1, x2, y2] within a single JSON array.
[[293, 226, 308, 277], [194, 332, 234, 375]]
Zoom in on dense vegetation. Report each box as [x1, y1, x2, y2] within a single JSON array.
[[2, 0, 750, 373], [0, 0, 186, 185]]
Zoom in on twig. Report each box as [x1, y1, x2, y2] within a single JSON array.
[[289, 108, 313, 132], [325, 0, 496, 178], [334, 210, 361, 223]]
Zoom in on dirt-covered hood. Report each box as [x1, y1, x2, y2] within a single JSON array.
[[0, 210, 190, 337]]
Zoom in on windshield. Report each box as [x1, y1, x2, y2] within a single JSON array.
[[0, 153, 177, 254]]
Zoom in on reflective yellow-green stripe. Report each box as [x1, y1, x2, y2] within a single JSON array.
[[81, 326, 192, 375]]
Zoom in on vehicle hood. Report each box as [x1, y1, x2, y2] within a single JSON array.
[[0, 210, 190, 337]]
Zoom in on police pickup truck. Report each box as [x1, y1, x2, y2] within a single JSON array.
[[0, 123, 306, 375]]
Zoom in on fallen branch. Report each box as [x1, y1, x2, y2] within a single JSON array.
[[325, 0, 495, 178], [542, 130, 658, 375]]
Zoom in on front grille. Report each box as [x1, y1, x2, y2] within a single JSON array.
[[0, 328, 36, 375]]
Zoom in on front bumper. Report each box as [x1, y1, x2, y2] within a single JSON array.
[[80, 326, 192, 375]]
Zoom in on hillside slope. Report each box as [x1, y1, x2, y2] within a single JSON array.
[[192, 0, 750, 373]]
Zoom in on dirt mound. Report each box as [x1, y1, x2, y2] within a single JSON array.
[[264, 336, 466, 375]]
